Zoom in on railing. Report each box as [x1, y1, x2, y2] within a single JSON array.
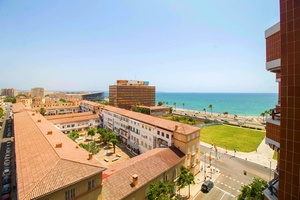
[[271, 108, 280, 120], [268, 176, 279, 197]]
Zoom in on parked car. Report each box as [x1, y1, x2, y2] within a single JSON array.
[[1, 194, 11, 200], [201, 180, 214, 193], [7, 141, 12, 147], [4, 160, 10, 167], [2, 175, 11, 184], [2, 183, 11, 195], [5, 155, 11, 160], [2, 169, 11, 177]]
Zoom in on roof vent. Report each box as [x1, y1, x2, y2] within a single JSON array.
[[88, 153, 93, 160], [175, 125, 178, 131], [76, 146, 79, 149], [55, 143, 62, 148], [132, 174, 138, 187], [47, 131, 52, 135], [32, 113, 35, 116], [37, 119, 41, 122]]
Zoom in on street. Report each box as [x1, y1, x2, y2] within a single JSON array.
[[194, 145, 270, 199]]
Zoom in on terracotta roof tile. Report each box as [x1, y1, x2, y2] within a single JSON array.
[[103, 106, 200, 135], [13, 103, 106, 200], [102, 147, 185, 200], [44, 112, 94, 120]]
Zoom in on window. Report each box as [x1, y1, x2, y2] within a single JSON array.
[[178, 135, 181, 141], [65, 188, 75, 200], [192, 145, 195, 152], [172, 169, 177, 181], [162, 132, 164, 137], [192, 134, 195, 139], [166, 134, 169, 139], [187, 148, 190, 154], [187, 136, 190, 141], [164, 174, 169, 181], [88, 180, 95, 190], [157, 131, 160, 135]]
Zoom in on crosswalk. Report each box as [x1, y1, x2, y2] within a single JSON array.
[[215, 173, 246, 194]]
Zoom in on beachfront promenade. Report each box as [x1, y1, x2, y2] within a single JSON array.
[[173, 108, 265, 130]]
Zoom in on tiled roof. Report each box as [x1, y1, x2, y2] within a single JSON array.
[[13, 103, 106, 200], [103, 106, 200, 135], [45, 112, 94, 120], [102, 147, 185, 200], [43, 105, 79, 110], [47, 113, 99, 124], [81, 100, 103, 107], [12, 102, 31, 113]]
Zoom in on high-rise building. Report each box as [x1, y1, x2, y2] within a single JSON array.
[[264, 1, 300, 199], [1, 88, 18, 97], [109, 80, 155, 110], [31, 87, 45, 97]]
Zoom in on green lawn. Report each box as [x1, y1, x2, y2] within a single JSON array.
[[200, 125, 265, 152]]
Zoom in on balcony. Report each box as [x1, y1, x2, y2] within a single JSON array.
[[263, 176, 279, 200], [266, 108, 280, 149], [266, 59, 281, 73]]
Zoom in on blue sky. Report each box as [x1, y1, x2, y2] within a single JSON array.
[[0, 0, 279, 93]]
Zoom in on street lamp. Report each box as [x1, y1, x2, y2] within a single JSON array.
[[234, 134, 236, 157]]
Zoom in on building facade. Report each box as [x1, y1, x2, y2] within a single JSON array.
[[31, 87, 45, 97], [109, 80, 155, 110], [1, 88, 18, 97], [100, 105, 201, 175], [82, 92, 105, 102], [264, 1, 300, 199], [80, 100, 103, 113]]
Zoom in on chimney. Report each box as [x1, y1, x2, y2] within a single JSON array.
[[132, 174, 138, 187], [55, 143, 62, 148], [37, 119, 41, 122], [88, 153, 93, 160], [32, 113, 35, 116], [47, 131, 52, 135], [175, 125, 178, 131]]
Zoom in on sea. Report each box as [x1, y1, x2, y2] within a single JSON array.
[[156, 93, 278, 117]]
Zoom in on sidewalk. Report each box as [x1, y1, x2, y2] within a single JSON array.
[[200, 138, 277, 170]]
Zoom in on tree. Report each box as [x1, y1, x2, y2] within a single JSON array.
[[87, 128, 96, 140], [157, 101, 164, 106], [173, 102, 176, 111], [237, 178, 267, 200], [110, 138, 118, 153], [67, 131, 79, 141], [79, 141, 100, 155], [182, 103, 185, 110], [260, 112, 266, 121], [59, 98, 66, 102], [147, 181, 175, 200], [166, 102, 168, 107], [97, 128, 107, 135], [208, 104, 213, 116], [176, 165, 195, 198], [223, 111, 228, 115], [203, 108, 206, 114], [39, 107, 46, 116]]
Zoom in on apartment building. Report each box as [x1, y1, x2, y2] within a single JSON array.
[[1, 88, 18, 97], [102, 147, 185, 200], [46, 112, 100, 134], [32, 97, 79, 110], [264, 1, 300, 199], [31, 87, 45, 97], [80, 100, 103, 113], [16, 97, 32, 107], [101, 105, 201, 175], [13, 103, 106, 200], [109, 80, 155, 110]]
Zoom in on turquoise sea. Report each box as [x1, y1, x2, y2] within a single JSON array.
[[156, 93, 278, 117]]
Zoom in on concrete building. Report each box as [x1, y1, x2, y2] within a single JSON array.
[[100, 105, 201, 175], [1, 88, 18, 97], [16, 97, 33, 107], [13, 103, 106, 200], [31, 87, 45, 98], [263, 1, 300, 199], [109, 80, 155, 110], [46, 112, 101, 134], [102, 147, 185, 200], [82, 92, 105, 102], [80, 100, 103, 113]]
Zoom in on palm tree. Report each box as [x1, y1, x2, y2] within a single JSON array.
[[182, 103, 185, 110], [176, 165, 195, 198], [260, 112, 266, 121], [110, 138, 118, 153], [208, 104, 213, 116], [174, 102, 176, 111], [203, 108, 206, 114], [166, 102, 168, 107]]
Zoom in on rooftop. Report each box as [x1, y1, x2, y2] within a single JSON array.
[[47, 112, 99, 124], [45, 111, 94, 120], [102, 147, 185, 200], [103, 105, 200, 135], [81, 100, 103, 107], [13, 103, 106, 200]]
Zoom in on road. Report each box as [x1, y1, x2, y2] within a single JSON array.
[[195, 145, 270, 200]]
